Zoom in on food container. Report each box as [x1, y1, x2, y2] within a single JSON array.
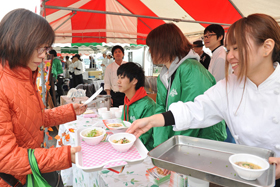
[[101, 111, 112, 119], [97, 107, 108, 114], [119, 105, 124, 110], [114, 110, 122, 118], [75, 129, 148, 172], [95, 95, 111, 110], [229, 154, 270, 180], [148, 135, 275, 187], [108, 133, 136, 152], [104, 120, 131, 133], [80, 127, 106, 146], [110, 107, 119, 118]]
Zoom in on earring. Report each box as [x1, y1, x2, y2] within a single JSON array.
[[265, 52, 267, 55]]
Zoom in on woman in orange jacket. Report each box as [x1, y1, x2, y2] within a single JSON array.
[[0, 9, 87, 186]]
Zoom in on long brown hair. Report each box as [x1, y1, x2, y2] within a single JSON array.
[[0, 9, 55, 69], [146, 23, 192, 64], [225, 13, 280, 82], [225, 14, 280, 114]]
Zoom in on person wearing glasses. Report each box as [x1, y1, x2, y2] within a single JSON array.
[[0, 9, 87, 187], [203, 24, 235, 143], [203, 24, 232, 82]]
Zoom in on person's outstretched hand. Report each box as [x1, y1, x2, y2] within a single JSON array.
[[73, 103, 87, 115], [126, 114, 165, 138], [269, 157, 280, 179], [71, 146, 81, 163]]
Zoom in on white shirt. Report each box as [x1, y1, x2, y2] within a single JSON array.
[[71, 60, 83, 75], [101, 58, 109, 72], [104, 61, 126, 92], [208, 46, 231, 82], [69, 63, 74, 73], [169, 62, 280, 157], [108, 58, 114, 64], [65, 60, 71, 70]]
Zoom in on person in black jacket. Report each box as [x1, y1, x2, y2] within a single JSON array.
[[193, 40, 211, 69]]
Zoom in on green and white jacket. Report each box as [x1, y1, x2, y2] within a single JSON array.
[[121, 96, 156, 151], [154, 51, 227, 147]]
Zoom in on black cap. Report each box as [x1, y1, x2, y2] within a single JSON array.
[[193, 40, 204, 47], [71, 54, 81, 61]]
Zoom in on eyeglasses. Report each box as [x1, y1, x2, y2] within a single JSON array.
[[202, 34, 217, 40], [37, 47, 51, 55]]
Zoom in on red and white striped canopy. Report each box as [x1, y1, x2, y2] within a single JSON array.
[[42, 0, 280, 45]]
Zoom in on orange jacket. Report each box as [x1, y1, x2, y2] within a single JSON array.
[[0, 64, 76, 186]]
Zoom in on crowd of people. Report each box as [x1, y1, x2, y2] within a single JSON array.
[[0, 7, 280, 187]]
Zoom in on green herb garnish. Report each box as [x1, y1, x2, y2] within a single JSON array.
[[86, 129, 97, 137]]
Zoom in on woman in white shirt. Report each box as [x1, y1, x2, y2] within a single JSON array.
[[70, 54, 83, 87], [127, 13, 280, 182]]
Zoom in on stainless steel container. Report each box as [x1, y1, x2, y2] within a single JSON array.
[[93, 95, 111, 110], [148, 136, 275, 187]]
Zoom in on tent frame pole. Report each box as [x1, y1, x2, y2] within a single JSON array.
[[54, 11, 77, 31], [44, 5, 231, 26], [55, 34, 146, 41], [228, 0, 244, 17]]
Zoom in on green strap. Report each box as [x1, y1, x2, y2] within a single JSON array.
[[26, 149, 51, 187]]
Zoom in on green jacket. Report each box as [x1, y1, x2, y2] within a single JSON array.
[[121, 96, 156, 151], [154, 58, 227, 147], [51, 57, 63, 80]]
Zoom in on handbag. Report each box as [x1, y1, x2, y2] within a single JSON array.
[[26, 149, 51, 187], [26, 149, 64, 187], [0, 173, 23, 187], [0, 150, 64, 187]]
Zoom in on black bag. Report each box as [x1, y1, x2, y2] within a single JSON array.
[[0, 173, 23, 187], [0, 171, 64, 187]]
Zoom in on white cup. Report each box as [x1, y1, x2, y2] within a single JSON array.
[[110, 107, 119, 112], [115, 110, 122, 118], [110, 107, 119, 118], [101, 111, 112, 119], [119, 105, 124, 110], [98, 107, 108, 114]]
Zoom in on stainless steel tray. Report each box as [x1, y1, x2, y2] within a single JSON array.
[[148, 135, 275, 187]]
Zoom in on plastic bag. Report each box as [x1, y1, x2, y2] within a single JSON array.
[[26, 149, 51, 187], [66, 88, 86, 98]]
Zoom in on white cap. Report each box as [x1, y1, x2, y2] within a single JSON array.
[[106, 51, 112, 56]]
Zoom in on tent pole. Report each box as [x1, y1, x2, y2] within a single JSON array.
[[45, 5, 231, 26], [55, 35, 146, 41], [54, 11, 77, 31], [142, 46, 146, 74], [40, 0, 48, 106], [228, 0, 244, 17]]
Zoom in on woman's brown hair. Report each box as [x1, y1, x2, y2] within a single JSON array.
[[0, 9, 55, 69], [225, 13, 280, 82], [146, 23, 192, 64], [225, 14, 280, 114]]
